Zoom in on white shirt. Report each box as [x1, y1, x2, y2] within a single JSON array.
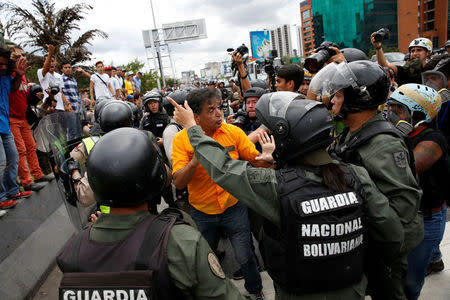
[[115, 75, 124, 89], [37, 69, 65, 110], [110, 76, 120, 93], [91, 73, 112, 99]]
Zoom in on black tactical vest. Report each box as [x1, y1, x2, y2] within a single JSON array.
[[142, 112, 169, 138], [57, 208, 186, 300], [261, 165, 365, 293]]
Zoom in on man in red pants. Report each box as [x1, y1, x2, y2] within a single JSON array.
[[9, 46, 53, 191]]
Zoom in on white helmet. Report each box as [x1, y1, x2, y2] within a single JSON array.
[[408, 38, 433, 53]]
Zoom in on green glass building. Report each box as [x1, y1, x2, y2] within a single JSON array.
[[311, 0, 397, 53]]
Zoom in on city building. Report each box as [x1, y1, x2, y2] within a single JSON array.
[[296, 25, 304, 57], [270, 24, 293, 58], [181, 70, 196, 83], [300, 0, 315, 56], [299, 0, 448, 55], [398, 0, 449, 52]]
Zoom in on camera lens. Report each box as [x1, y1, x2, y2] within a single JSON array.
[[304, 50, 330, 73]]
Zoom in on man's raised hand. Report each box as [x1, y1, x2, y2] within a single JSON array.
[[168, 97, 196, 129]]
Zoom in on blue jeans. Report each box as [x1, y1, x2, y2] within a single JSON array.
[[191, 201, 262, 294], [405, 205, 447, 299], [430, 205, 447, 262], [0, 133, 19, 201]]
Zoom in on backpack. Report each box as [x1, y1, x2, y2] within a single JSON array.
[[58, 208, 187, 300]]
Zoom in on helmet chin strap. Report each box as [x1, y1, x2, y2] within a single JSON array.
[[333, 104, 363, 121], [411, 111, 428, 128]]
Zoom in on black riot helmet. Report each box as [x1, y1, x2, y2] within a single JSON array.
[[250, 79, 268, 90], [164, 90, 188, 116], [255, 92, 333, 163], [27, 84, 43, 106], [143, 89, 163, 112], [244, 87, 266, 102], [99, 101, 133, 132], [125, 101, 139, 120], [94, 98, 112, 123], [340, 48, 368, 62], [309, 61, 389, 118], [87, 128, 166, 207]]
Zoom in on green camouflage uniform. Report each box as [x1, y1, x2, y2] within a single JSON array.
[[336, 111, 423, 300], [90, 210, 249, 300], [186, 125, 404, 300]]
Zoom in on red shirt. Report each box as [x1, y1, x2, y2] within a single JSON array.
[[9, 74, 28, 120]]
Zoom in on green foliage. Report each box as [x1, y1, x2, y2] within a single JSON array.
[[141, 71, 159, 93], [1, 0, 107, 64], [367, 46, 400, 59], [165, 78, 179, 87], [117, 58, 145, 75]]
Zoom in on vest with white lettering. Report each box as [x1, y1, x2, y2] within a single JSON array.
[[261, 165, 365, 293], [57, 208, 186, 300]]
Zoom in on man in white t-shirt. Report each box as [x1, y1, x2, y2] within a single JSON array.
[[37, 44, 71, 112], [89, 61, 114, 104], [106, 66, 121, 99]]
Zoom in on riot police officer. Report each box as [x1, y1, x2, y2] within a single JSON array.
[[69, 100, 156, 207], [140, 89, 170, 147], [309, 60, 423, 300], [58, 127, 247, 299], [170, 94, 404, 300]]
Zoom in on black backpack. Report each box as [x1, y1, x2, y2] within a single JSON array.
[[58, 208, 187, 300]]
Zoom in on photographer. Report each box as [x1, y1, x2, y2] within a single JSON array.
[[371, 32, 432, 85], [227, 87, 266, 135], [231, 51, 251, 94], [274, 64, 304, 92]]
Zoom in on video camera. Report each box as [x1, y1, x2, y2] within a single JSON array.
[[259, 57, 279, 92], [304, 41, 339, 73]]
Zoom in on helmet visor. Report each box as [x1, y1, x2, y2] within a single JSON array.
[[308, 62, 359, 97], [266, 91, 303, 118]]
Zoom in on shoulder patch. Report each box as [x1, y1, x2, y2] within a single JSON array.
[[207, 252, 225, 279], [393, 151, 407, 168]]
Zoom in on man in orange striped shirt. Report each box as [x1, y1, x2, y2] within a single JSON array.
[[172, 89, 265, 299]]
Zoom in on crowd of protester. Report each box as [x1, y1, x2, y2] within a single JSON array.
[[1, 34, 450, 300]]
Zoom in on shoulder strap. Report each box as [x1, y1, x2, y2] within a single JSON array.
[[135, 208, 187, 270], [135, 208, 187, 299], [277, 167, 318, 196], [341, 163, 365, 200], [95, 73, 108, 88], [344, 120, 403, 152], [61, 228, 90, 273]]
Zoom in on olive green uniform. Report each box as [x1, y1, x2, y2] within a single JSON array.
[[185, 125, 404, 300], [91, 210, 249, 300], [339, 112, 423, 299]]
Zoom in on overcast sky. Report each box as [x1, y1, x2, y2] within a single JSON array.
[[8, 0, 301, 78]]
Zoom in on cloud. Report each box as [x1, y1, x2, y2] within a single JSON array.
[[8, 0, 301, 77]]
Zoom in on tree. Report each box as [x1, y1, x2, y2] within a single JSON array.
[[117, 58, 145, 75], [1, 0, 107, 64]]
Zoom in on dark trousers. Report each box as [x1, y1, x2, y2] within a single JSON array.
[[191, 201, 262, 294]]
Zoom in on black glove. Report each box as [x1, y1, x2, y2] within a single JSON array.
[[67, 158, 80, 174]]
